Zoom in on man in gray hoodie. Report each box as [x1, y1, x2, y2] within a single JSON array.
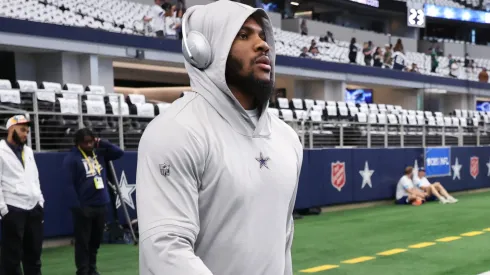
[[136, 1, 303, 274]]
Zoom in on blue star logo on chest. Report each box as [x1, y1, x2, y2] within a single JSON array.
[[256, 152, 270, 169]]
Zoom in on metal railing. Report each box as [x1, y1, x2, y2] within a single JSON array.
[[1, 91, 489, 152], [287, 119, 489, 149], [0, 91, 154, 152]]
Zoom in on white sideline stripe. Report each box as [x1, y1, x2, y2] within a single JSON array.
[[477, 271, 490, 275]]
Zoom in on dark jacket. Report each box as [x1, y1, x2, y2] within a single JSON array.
[[63, 140, 124, 208]]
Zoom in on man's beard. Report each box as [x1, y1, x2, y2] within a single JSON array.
[[12, 130, 26, 146], [225, 54, 274, 108]]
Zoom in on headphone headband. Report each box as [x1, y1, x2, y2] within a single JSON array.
[[181, 8, 193, 60]]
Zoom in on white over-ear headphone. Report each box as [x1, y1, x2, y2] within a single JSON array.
[[181, 7, 212, 70]]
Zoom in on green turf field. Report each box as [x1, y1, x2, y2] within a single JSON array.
[[42, 191, 490, 275]]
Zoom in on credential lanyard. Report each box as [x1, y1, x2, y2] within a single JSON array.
[[78, 147, 101, 176]]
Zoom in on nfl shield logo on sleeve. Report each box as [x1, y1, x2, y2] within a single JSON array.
[[331, 161, 346, 191], [470, 157, 479, 179], [160, 163, 170, 177]]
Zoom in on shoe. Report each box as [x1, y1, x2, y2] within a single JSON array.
[[439, 197, 449, 204], [447, 196, 458, 203]]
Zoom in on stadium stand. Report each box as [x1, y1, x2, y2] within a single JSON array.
[[0, 0, 489, 82], [397, 0, 464, 8], [0, 0, 149, 35], [2, 78, 489, 151], [398, 0, 490, 10]]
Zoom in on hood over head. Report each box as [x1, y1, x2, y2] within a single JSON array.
[[182, 0, 275, 137]]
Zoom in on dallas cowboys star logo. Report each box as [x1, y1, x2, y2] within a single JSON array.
[[359, 161, 374, 189], [115, 171, 136, 210], [256, 152, 270, 169], [452, 157, 462, 180]]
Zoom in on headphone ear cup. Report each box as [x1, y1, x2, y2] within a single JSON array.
[[182, 31, 212, 70]]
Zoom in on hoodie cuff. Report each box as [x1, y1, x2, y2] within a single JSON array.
[[0, 206, 9, 217]]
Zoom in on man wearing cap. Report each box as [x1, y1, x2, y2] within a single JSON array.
[[0, 115, 45, 275], [413, 167, 458, 204]]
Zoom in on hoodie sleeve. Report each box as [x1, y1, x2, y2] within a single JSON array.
[[97, 139, 124, 161], [284, 142, 303, 275], [0, 155, 8, 217], [32, 152, 45, 208], [136, 120, 213, 275], [63, 155, 81, 208]]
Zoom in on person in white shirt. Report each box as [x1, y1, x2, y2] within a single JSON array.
[[143, 0, 165, 37], [164, 4, 182, 39], [0, 115, 44, 275], [395, 166, 425, 206], [413, 167, 458, 204]]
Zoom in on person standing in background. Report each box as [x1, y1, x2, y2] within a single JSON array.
[[478, 68, 488, 83], [164, 4, 182, 39], [143, 0, 165, 37], [363, 41, 374, 66], [348, 37, 358, 64], [372, 47, 383, 68], [429, 46, 440, 73], [0, 115, 45, 275], [383, 44, 393, 68], [301, 19, 308, 35], [62, 128, 124, 275]]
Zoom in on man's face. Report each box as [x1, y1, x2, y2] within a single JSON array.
[[78, 135, 95, 153], [228, 17, 271, 82], [225, 16, 274, 106], [9, 124, 29, 145], [418, 170, 425, 178]]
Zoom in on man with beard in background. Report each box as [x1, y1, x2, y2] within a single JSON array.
[[0, 115, 45, 275], [136, 1, 303, 275]]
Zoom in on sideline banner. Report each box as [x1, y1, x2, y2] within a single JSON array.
[[424, 147, 451, 177]]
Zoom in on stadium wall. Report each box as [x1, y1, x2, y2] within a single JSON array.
[[13, 52, 115, 93], [30, 146, 490, 238]]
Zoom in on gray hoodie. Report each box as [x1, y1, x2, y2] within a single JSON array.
[[136, 1, 303, 274]]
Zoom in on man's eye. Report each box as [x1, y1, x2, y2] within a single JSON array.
[[238, 33, 248, 39]]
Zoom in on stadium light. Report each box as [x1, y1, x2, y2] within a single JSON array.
[[424, 4, 490, 25], [290, 1, 299, 6]]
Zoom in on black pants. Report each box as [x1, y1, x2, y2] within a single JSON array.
[[1, 204, 44, 275], [72, 206, 106, 275], [155, 30, 164, 37]]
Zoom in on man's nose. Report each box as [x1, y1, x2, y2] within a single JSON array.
[[255, 38, 270, 54]]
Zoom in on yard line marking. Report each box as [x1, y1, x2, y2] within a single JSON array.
[[376, 248, 407, 256], [461, 231, 484, 237], [436, 236, 461, 242], [299, 265, 339, 273], [298, 226, 490, 273], [408, 242, 436, 249], [341, 256, 375, 264]]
